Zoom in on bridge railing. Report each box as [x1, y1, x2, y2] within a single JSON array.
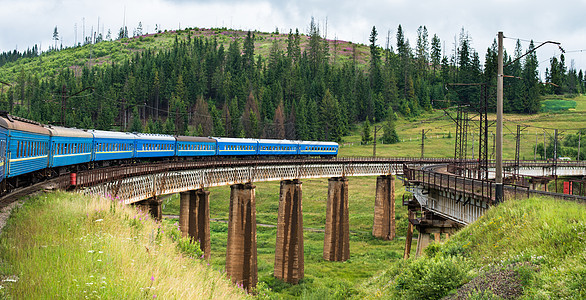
[[403, 165, 496, 203], [404, 164, 586, 206]]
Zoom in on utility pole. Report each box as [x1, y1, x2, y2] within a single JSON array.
[[578, 131, 581, 161], [554, 129, 558, 161], [421, 129, 425, 159], [534, 132, 538, 161], [543, 129, 547, 160], [495, 31, 561, 203], [496, 31, 504, 203], [61, 85, 67, 126], [420, 129, 431, 159], [372, 125, 383, 157]]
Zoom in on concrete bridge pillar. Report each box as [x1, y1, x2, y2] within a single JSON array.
[[226, 183, 257, 292], [323, 177, 350, 261], [179, 192, 191, 238], [147, 197, 163, 222], [274, 179, 304, 284], [179, 190, 211, 259], [415, 232, 431, 257], [372, 175, 395, 240]]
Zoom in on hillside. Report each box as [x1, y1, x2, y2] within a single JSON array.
[[361, 196, 586, 299], [0, 27, 370, 83]]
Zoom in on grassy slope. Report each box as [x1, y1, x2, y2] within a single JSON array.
[[0, 191, 248, 299], [362, 196, 586, 299], [0, 28, 369, 83], [341, 94, 586, 159]]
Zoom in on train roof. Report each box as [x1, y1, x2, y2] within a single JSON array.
[[88, 130, 138, 140], [134, 133, 175, 141], [0, 115, 50, 135], [297, 140, 339, 146], [257, 139, 298, 144], [175, 136, 216, 143], [45, 125, 93, 138], [213, 137, 258, 144]]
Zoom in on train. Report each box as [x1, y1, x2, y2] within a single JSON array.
[[0, 112, 338, 192]]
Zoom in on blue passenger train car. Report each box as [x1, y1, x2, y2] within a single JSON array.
[[134, 133, 176, 158], [215, 137, 258, 156], [0, 125, 7, 183], [89, 130, 136, 162], [257, 139, 298, 156], [298, 141, 339, 157], [46, 126, 93, 168], [176, 136, 216, 157], [0, 116, 51, 178]]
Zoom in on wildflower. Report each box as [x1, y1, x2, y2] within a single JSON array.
[[151, 276, 155, 282]]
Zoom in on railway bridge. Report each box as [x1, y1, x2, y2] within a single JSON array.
[[14, 157, 586, 291]]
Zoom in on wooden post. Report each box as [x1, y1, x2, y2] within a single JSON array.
[[404, 210, 414, 260]]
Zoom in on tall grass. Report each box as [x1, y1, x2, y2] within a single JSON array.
[[0, 191, 248, 299], [362, 196, 586, 299]]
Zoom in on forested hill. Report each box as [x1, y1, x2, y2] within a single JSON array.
[[0, 23, 584, 142]]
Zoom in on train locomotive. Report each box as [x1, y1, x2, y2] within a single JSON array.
[[0, 112, 338, 192]]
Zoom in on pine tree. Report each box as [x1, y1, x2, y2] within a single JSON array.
[[242, 91, 260, 137], [431, 34, 441, 77], [522, 40, 540, 113], [192, 95, 213, 136], [361, 119, 372, 145], [52, 27, 60, 50], [273, 102, 285, 139], [382, 107, 399, 144], [320, 89, 343, 142]]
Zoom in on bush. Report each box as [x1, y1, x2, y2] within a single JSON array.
[[394, 255, 472, 300]]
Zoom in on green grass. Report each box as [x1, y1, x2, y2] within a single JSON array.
[[362, 196, 586, 299], [541, 99, 577, 112], [0, 191, 248, 299], [162, 177, 415, 299], [341, 95, 586, 160]]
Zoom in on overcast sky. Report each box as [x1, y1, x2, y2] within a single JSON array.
[[1, 0, 585, 75]]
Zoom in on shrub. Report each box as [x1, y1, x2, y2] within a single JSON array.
[[394, 255, 472, 300]]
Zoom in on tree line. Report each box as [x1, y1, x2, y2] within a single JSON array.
[[0, 21, 584, 142]]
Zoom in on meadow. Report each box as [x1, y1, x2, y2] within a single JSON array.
[[162, 177, 413, 299], [0, 192, 248, 299]]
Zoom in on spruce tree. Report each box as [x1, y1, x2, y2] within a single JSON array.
[[382, 108, 399, 144], [361, 119, 372, 145]]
